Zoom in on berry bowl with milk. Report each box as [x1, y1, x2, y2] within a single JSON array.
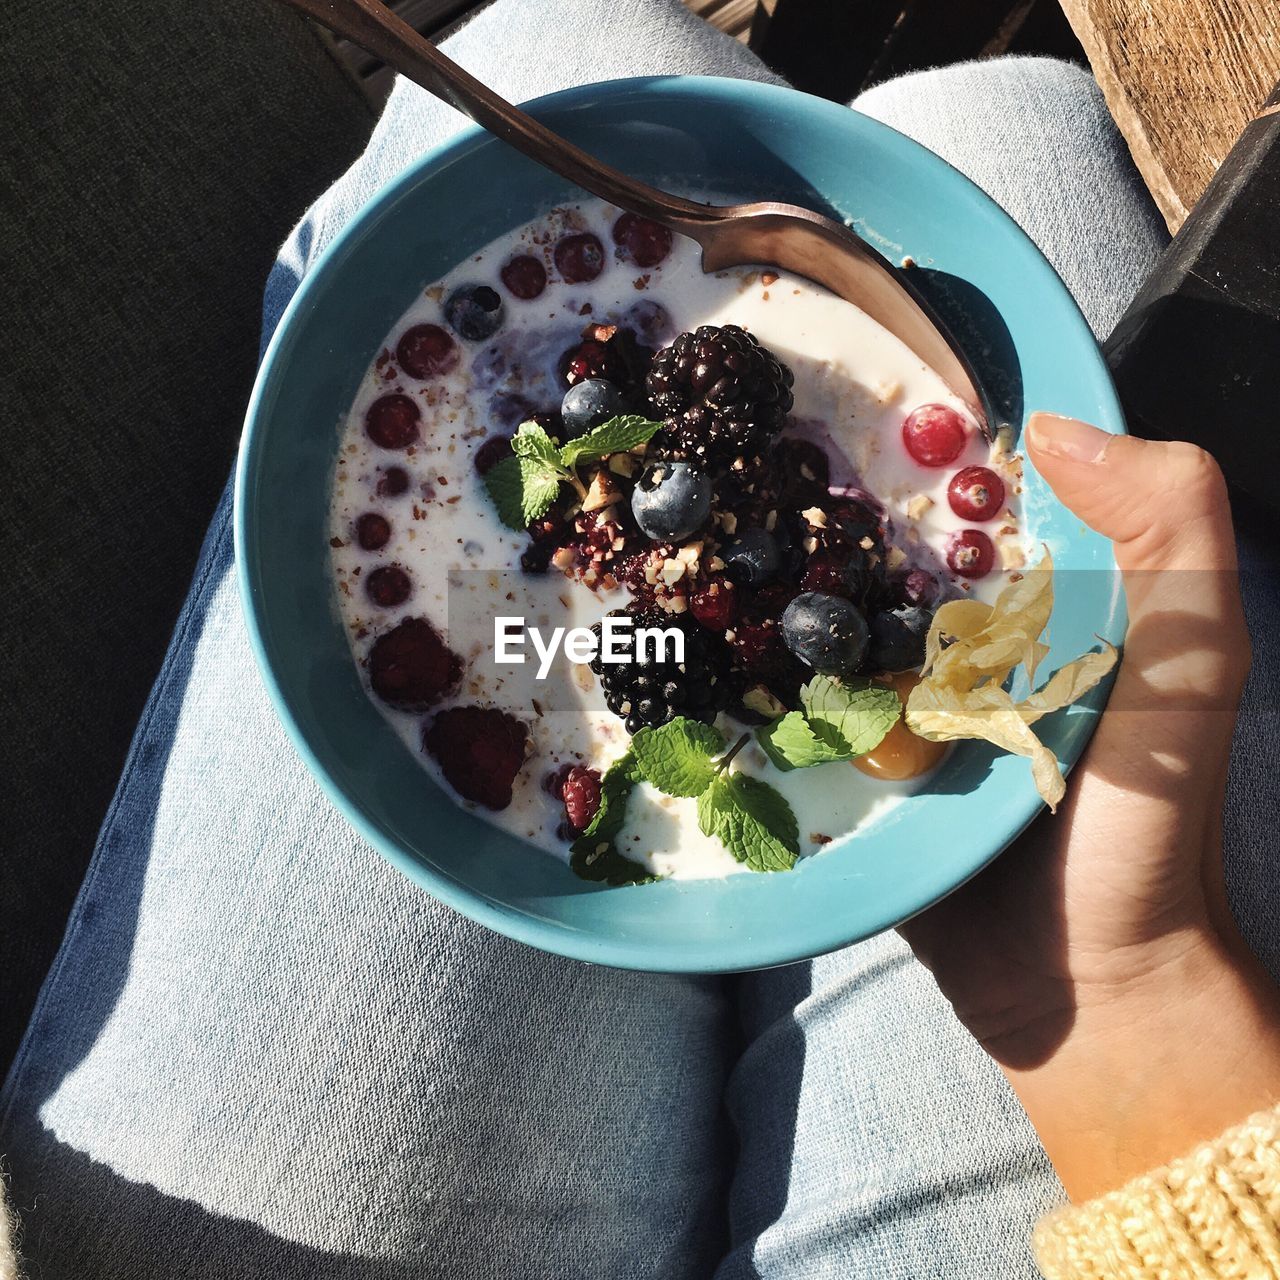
[[237, 76, 1124, 973]]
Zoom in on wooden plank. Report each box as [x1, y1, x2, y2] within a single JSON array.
[[1058, 0, 1280, 230]]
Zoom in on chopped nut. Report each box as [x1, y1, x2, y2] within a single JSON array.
[[905, 494, 934, 521], [999, 541, 1027, 571], [708, 555, 726, 572], [742, 684, 788, 719], [667, 595, 688, 613], [800, 506, 828, 529], [611, 536, 626, 552], [886, 546, 908, 572], [644, 559, 660, 585], [608, 452, 638, 478], [764, 510, 778, 532], [761, 271, 779, 286], [802, 536, 818, 554], [676, 542, 703, 566], [582, 469, 620, 513], [660, 558, 686, 586], [859, 536, 875, 551], [719, 512, 738, 535], [551, 547, 576, 571]]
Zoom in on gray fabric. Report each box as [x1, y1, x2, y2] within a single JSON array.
[[0, 1, 375, 1073]]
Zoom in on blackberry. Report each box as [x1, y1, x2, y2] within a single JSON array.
[[647, 324, 794, 470], [590, 607, 729, 734]]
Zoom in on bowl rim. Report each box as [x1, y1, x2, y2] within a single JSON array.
[[235, 72, 1124, 974]]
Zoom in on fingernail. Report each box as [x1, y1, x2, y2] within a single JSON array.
[[1027, 412, 1110, 464]]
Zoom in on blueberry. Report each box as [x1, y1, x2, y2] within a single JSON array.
[[868, 605, 932, 672], [781, 592, 870, 675], [631, 461, 712, 542], [444, 284, 505, 341], [721, 528, 782, 587], [561, 378, 627, 439]]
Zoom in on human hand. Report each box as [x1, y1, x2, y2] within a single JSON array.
[[900, 412, 1280, 1201]]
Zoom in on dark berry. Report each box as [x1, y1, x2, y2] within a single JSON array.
[[622, 299, 673, 346], [396, 324, 459, 380], [689, 577, 738, 631], [903, 404, 968, 467], [377, 466, 410, 497], [590, 607, 729, 733], [721, 527, 782, 587], [423, 706, 529, 810], [444, 284, 504, 342], [561, 378, 627, 438], [648, 324, 794, 470], [947, 529, 995, 579], [801, 553, 861, 599], [612, 213, 673, 267], [473, 434, 513, 476], [777, 438, 832, 507], [897, 567, 937, 607], [561, 765, 602, 832], [365, 394, 421, 450], [560, 329, 654, 395], [868, 605, 932, 672], [368, 617, 461, 709], [729, 618, 789, 677], [631, 461, 712, 542], [554, 232, 605, 283], [355, 512, 391, 551], [366, 564, 411, 608], [489, 392, 535, 431], [781, 592, 870, 675], [500, 254, 547, 300], [947, 466, 1006, 521]]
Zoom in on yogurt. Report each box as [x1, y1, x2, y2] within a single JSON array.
[[328, 199, 1027, 880]]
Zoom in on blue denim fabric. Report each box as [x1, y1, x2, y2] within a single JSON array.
[[4, 3, 1277, 1277]]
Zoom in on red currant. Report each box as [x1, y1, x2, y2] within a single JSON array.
[[396, 323, 459, 380], [554, 232, 605, 283], [903, 403, 968, 467], [689, 578, 739, 630], [947, 466, 1005, 521], [366, 564, 412, 607], [376, 466, 410, 497], [946, 530, 995, 579], [500, 255, 547, 300], [611, 213, 672, 268], [365, 394, 420, 450], [355, 512, 391, 551]]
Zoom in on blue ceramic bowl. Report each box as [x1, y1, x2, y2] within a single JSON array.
[[236, 75, 1125, 973]]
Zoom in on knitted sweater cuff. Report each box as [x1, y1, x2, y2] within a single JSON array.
[[1034, 1106, 1280, 1280]]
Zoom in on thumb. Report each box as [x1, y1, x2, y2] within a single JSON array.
[[1025, 409, 1248, 725], [1025, 413, 1237, 576]]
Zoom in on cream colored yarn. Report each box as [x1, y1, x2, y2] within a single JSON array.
[[1035, 1106, 1280, 1280]]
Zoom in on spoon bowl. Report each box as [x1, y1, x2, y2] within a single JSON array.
[[280, 0, 994, 433]]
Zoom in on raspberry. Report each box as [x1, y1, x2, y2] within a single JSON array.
[[368, 617, 461, 709], [560, 328, 654, 394], [423, 706, 529, 811], [729, 617, 788, 676], [648, 325, 794, 470], [561, 765, 602, 832]]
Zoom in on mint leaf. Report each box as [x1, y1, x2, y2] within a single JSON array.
[[756, 711, 849, 771], [697, 773, 798, 873], [518, 457, 562, 524], [631, 718, 726, 797], [511, 420, 563, 469], [800, 676, 901, 757], [560, 415, 663, 467], [483, 454, 527, 530], [569, 753, 654, 885]]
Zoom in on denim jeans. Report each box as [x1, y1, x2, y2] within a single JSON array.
[[5, 2, 1278, 1277]]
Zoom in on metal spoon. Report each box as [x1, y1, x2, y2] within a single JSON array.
[[280, 0, 992, 434]]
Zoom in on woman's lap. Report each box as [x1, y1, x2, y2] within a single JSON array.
[[10, 7, 1266, 1279]]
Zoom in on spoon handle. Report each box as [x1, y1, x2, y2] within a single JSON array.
[[280, 0, 715, 230]]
